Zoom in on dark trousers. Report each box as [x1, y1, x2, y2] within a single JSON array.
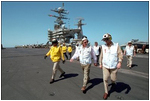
[[68, 52, 72, 59], [63, 53, 68, 60], [96, 55, 99, 64]]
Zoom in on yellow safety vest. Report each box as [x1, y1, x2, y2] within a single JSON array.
[[67, 46, 72, 53], [46, 45, 65, 62], [62, 46, 67, 53]]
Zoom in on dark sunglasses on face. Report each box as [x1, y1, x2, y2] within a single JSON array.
[[83, 41, 88, 44], [104, 38, 109, 41], [52, 42, 58, 45]]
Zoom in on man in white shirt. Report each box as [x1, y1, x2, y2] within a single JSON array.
[[70, 36, 97, 93], [124, 41, 136, 68], [93, 42, 101, 64], [99, 33, 123, 99]]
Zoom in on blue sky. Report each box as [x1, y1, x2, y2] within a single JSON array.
[[1, 1, 149, 47]]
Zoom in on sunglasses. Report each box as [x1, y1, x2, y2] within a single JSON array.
[[83, 41, 88, 44], [52, 42, 58, 44], [103, 38, 109, 41]]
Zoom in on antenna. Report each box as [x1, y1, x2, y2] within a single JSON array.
[[76, 17, 84, 21]]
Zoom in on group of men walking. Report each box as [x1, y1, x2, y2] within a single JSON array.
[[44, 33, 136, 100], [62, 43, 73, 60]]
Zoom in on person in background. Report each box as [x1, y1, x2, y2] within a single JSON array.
[[93, 42, 101, 64], [75, 43, 80, 51], [75, 43, 80, 61], [62, 43, 68, 60], [70, 36, 97, 93], [99, 33, 123, 100], [67, 44, 73, 59], [124, 41, 136, 68], [44, 39, 66, 84]]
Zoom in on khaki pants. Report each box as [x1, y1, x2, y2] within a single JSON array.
[[51, 61, 64, 79], [126, 55, 133, 67], [102, 67, 118, 94], [81, 64, 91, 87]]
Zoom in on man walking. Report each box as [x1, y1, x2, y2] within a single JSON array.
[[124, 41, 136, 68], [99, 33, 123, 99], [93, 42, 101, 64], [67, 44, 73, 59], [70, 36, 97, 92], [44, 39, 65, 84], [62, 43, 68, 60]]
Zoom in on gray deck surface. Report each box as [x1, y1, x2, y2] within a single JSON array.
[[1, 48, 149, 100]]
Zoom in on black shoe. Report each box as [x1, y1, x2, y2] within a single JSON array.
[[81, 86, 86, 93], [50, 79, 54, 84], [59, 72, 65, 78]]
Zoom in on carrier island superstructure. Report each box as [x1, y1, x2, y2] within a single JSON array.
[[14, 3, 86, 49], [47, 3, 86, 46]]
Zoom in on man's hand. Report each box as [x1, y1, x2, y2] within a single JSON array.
[[99, 64, 102, 69], [62, 60, 65, 64], [70, 59, 74, 62], [117, 62, 122, 69], [44, 55, 47, 59]]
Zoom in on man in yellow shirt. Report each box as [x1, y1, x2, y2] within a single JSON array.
[[62, 43, 68, 60], [67, 44, 72, 59], [44, 39, 65, 84]]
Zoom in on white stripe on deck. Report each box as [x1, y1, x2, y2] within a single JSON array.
[[68, 60, 149, 79], [118, 68, 149, 79]]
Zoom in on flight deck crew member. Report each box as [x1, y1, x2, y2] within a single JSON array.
[[93, 42, 101, 64], [44, 39, 66, 84], [75, 43, 81, 61], [70, 36, 97, 92], [62, 43, 68, 60], [99, 33, 123, 100], [124, 41, 136, 68], [67, 44, 72, 59]]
